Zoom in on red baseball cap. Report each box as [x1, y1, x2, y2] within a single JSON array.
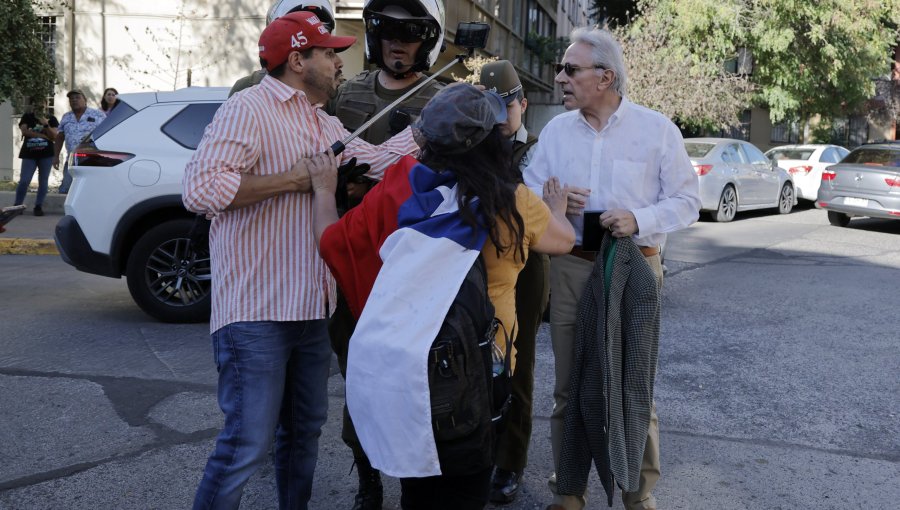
[[258, 10, 356, 72]]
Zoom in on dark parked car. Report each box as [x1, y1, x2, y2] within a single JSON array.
[[816, 141, 900, 227]]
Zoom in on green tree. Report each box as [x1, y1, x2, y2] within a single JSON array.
[[613, 0, 754, 129], [625, 0, 900, 133], [0, 0, 57, 110], [749, 0, 900, 124]]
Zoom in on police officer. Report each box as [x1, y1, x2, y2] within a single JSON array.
[[326, 2, 445, 509], [478, 59, 548, 505], [229, 0, 336, 96], [329, 0, 445, 144]]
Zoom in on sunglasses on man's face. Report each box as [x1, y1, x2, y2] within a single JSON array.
[[555, 62, 606, 76]]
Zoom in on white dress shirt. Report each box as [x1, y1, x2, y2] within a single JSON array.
[[523, 98, 700, 247]]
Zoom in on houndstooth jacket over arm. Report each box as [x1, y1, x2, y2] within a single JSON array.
[[557, 232, 661, 506]]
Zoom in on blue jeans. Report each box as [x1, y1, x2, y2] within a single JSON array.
[[59, 159, 72, 194], [15, 157, 53, 206], [193, 320, 332, 510]]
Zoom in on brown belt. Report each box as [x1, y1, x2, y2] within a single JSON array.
[[569, 244, 660, 262]]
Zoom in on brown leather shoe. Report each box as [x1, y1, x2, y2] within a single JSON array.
[[544, 505, 566, 510]]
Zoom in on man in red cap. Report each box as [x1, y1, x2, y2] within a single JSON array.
[[183, 11, 420, 510]]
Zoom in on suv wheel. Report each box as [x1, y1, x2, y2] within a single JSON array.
[[126, 218, 211, 323]]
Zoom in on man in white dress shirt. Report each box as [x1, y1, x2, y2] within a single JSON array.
[[523, 27, 700, 510]]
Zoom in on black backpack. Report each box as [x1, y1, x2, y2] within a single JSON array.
[[427, 256, 512, 476]]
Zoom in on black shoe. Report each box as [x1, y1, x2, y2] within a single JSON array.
[[489, 468, 521, 504], [33, 206, 44, 217], [351, 458, 383, 510]]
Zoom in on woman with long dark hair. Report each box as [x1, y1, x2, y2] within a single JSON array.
[[100, 87, 119, 113], [307, 83, 575, 509]]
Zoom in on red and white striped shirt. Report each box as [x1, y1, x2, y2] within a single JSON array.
[[183, 75, 419, 332]]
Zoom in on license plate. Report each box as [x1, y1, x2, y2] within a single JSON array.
[[844, 197, 868, 207]]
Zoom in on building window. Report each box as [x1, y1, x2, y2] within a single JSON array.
[[39, 16, 58, 115], [719, 109, 751, 141], [475, 0, 499, 17], [771, 120, 800, 144], [831, 117, 848, 146], [830, 115, 869, 148], [848, 115, 869, 148], [523, 0, 556, 81], [13, 15, 57, 115]]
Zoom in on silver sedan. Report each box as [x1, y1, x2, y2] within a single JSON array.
[[685, 137, 796, 222], [816, 142, 900, 226]]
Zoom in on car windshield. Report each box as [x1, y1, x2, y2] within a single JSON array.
[[684, 143, 715, 158], [842, 147, 900, 167], [768, 149, 813, 161], [89, 101, 138, 140]]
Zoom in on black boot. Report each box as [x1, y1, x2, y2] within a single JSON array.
[[489, 467, 521, 504], [351, 457, 383, 510]]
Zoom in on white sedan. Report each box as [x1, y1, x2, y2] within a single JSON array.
[[765, 144, 849, 201]]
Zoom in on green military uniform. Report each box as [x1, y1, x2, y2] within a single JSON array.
[[327, 68, 444, 462], [494, 125, 548, 474], [229, 70, 267, 97], [328, 69, 444, 143]]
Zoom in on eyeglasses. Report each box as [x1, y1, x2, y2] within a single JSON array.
[[555, 62, 606, 76]]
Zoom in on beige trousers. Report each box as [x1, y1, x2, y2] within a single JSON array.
[[547, 253, 662, 510]]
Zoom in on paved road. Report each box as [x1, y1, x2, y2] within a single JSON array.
[[1, 205, 898, 509]]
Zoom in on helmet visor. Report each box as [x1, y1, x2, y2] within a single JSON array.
[[366, 16, 436, 43]]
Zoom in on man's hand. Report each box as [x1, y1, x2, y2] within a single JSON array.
[[287, 158, 313, 193], [52, 156, 60, 170], [600, 209, 639, 238], [226, 156, 316, 211], [566, 186, 591, 216], [542, 177, 569, 217], [307, 149, 338, 195]]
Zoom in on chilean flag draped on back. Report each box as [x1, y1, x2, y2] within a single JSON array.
[[319, 155, 487, 477]]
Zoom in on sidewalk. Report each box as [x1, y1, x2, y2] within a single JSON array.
[[0, 190, 62, 255]]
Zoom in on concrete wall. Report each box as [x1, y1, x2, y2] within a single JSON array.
[[61, 0, 269, 95], [749, 107, 775, 151], [5, 0, 276, 187], [525, 103, 566, 135]]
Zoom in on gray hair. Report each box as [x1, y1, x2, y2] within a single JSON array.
[[570, 26, 627, 97]]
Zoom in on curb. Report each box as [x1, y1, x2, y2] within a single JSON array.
[[0, 238, 59, 256], [0, 190, 66, 215]]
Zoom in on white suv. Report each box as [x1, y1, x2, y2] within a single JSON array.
[[55, 87, 228, 322]]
